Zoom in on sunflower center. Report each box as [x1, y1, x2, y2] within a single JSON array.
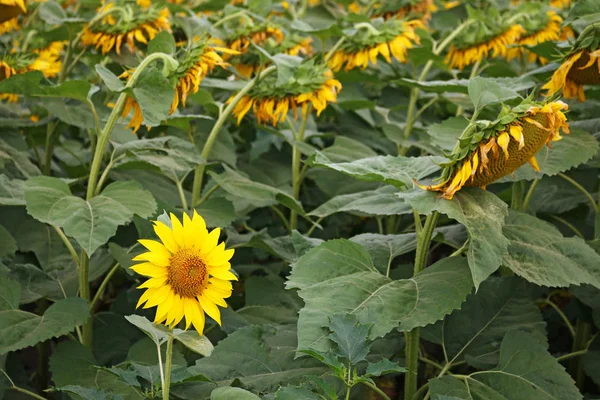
[[168, 249, 208, 298], [567, 50, 600, 85]]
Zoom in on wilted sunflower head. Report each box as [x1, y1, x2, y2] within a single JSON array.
[[328, 18, 422, 72], [418, 99, 569, 199], [371, 0, 438, 21], [445, 9, 524, 70], [542, 26, 600, 102], [230, 60, 341, 126], [223, 22, 285, 55], [0, 0, 26, 33], [132, 211, 236, 333], [506, 9, 562, 64], [81, 0, 170, 55]]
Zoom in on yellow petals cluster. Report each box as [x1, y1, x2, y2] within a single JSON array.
[[0, 0, 26, 33], [543, 49, 600, 102], [419, 101, 569, 200], [81, 2, 170, 55], [230, 72, 342, 126], [226, 27, 285, 54], [133, 211, 236, 333], [328, 21, 422, 72], [445, 25, 525, 70], [507, 12, 562, 64]]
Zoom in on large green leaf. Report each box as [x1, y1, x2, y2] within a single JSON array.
[[498, 129, 599, 182], [502, 210, 600, 287], [398, 188, 509, 289], [0, 275, 19, 311], [287, 240, 473, 352], [349, 233, 417, 275], [0, 139, 41, 179], [24, 177, 156, 255], [310, 152, 444, 189], [0, 175, 25, 205], [309, 186, 412, 218], [430, 331, 581, 400], [0, 295, 89, 354], [395, 76, 535, 95], [327, 313, 372, 364], [422, 277, 546, 369], [468, 77, 522, 113], [132, 67, 175, 128], [210, 387, 261, 400], [0, 71, 94, 102], [175, 325, 327, 398]]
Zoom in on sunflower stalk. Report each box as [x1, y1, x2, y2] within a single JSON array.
[[290, 105, 311, 231], [213, 10, 253, 28], [191, 65, 276, 208], [354, 22, 382, 36], [163, 332, 174, 400], [404, 211, 439, 400]]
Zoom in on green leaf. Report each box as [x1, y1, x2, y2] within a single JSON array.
[[468, 77, 521, 113], [0, 71, 94, 102], [24, 177, 156, 255], [0, 139, 41, 179], [427, 117, 469, 152], [327, 313, 372, 364], [194, 197, 237, 228], [498, 129, 599, 182], [178, 325, 326, 398], [0, 275, 20, 311], [310, 152, 444, 189], [502, 210, 600, 288], [287, 240, 473, 352], [365, 359, 407, 377], [54, 386, 114, 400], [38, 1, 67, 24], [96, 65, 125, 92], [148, 31, 176, 55], [349, 233, 417, 275], [172, 330, 214, 356], [0, 297, 89, 354], [133, 67, 175, 128], [398, 188, 509, 289], [397, 76, 535, 96], [274, 387, 322, 400], [125, 315, 169, 346], [309, 186, 412, 218], [422, 277, 546, 369], [210, 387, 261, 400], [209, 166, 305, 215], [0, 224, 17, 258], [0, 175, 25, 205], [319, 136, 378, 163]]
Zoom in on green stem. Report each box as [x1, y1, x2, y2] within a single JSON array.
[[550, 215, 585, 239], [354, 22, 381, 35], [53, 225, 80, 267], [569, 319, 591, 389], [542, 299, 575, 338], [361, 381, 391, 400], [163, 332, 174, 400], [344, 365, 352, 400], [94, 154, 120, 196], [43, 122, 58, 175], [89, 263, 119, 311], [306, 216, 324, 237], [404, 212, 439, 400], [521, 179, 539, 212], [559, 173, 598, 213], [324, 37, 346, 62], [511, 181, 525, 210], [557, 349, 588, 362], [8, 386, 47, 400], [79, 253, 92, 348], [175, 180, 189, 210], [191, 66, 276, 207], [290, 106, 310, 231], [411, 382, 430, 400]]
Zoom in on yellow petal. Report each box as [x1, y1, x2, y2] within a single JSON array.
[[153, 221, 178, 253], [529, 156, 540, 172], [200, 228, 221, 258], [209, 266, 238, 281], [169, 213, 186, 249], [199, 295, 222, 325], [509, 125, 524, 150], [497, 132, 510, 159], [138, 276, 168, 289], [131, 262, 168, 278]]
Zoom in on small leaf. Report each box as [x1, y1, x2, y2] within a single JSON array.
[[468, 77, 521, 112], [124, 315, 169, 346], [365, 359, 407, 377], [148, 31, 176, 55], [172, 330, 214, 356], [327, 313, 372, 364], [210, 387, 261, 400], [95, 65, 125, 92]]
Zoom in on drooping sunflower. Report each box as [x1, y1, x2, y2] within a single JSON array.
[[418, 100, 569, 199], [542, 27, 600, 102], [374, 0, 438, 21], [231, 61, 342, 126], [120, 39, 233, 132], [507, 10, 562, 64], [445, 14, 524, 70], [0, 0, 26, 34], [328, 19, 422, 72], [224, 24, 285, 55], [133, 211, 236, 333], [0, 41, 64, 102], [81, 0, 170, 55]]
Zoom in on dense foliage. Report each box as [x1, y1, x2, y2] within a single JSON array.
[[1, 0, 600, 399]]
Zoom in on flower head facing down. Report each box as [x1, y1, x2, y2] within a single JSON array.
[[132, 211, 236, 333], [0, 0, 26, 33], [230, 61, 341, 126], [81, 0, 170, 55], [507, 10, 562, 64], [542, 27, 600, 102], [418, 100, 569, 199], [225, 24, 285, 55], [328, 19, 422, 72]]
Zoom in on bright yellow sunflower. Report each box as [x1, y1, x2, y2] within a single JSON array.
[[328, 19, 422, 72], [507, 11, 562, 64], [231, 62, 341, 126], [418, 100, 569, 199], [543, 45, 600, 102], [133, 211, 236, 333], [81, 0, 170, 55], [0, 0, 26, 34]]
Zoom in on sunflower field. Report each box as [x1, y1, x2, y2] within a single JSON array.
[[2, 0, 600, 399]]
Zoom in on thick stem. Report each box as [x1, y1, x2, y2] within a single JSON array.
[[53, 226, 80, 267], [511, 181, 525, 210], [79, 253, 92, 347], [43, 122, 58, 175], [404, 212, 439, 400], [163, 333, 174, 400], [191, 66, 276, 207], [90, 263, 119, 311], [361, 381, 392, 400], [290, 110, 309, 230], [569, 319, 591, 389], [521, 179, 539, 212]]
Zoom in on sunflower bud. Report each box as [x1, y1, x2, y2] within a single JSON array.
[[417, 100, 569, 200]]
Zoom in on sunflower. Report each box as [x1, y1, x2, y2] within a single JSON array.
[[543, 44, 600, 102], [0, 0, 26, 34], [81, 0, 170, 55], [133, 211, 236, 333], [550, 0, 570, 9], [418, 100, 569, 199], [445, 24, 524, 70], [225, 25, 285, 55], [376, 0, 437, 21], [328, 19, 422, 72], [230, 62, 341, 126], [120, 40, 233, 132], [506, 11, 562, 64]]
